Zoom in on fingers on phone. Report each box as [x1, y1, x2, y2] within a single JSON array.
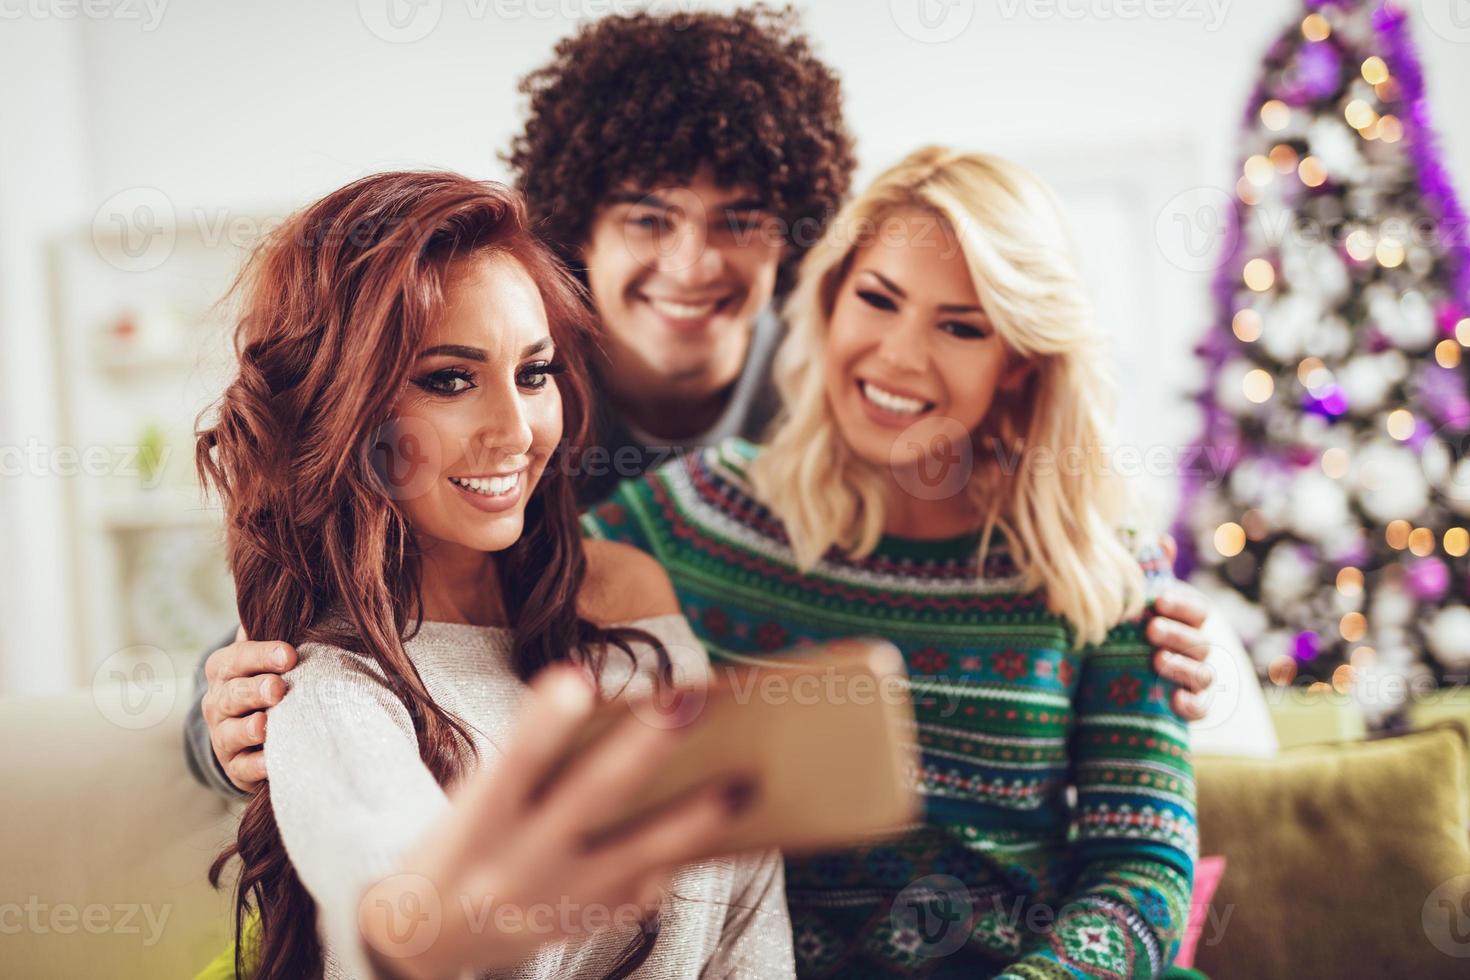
[[538, 714, 684, 843], [590, 776, 756, 879]]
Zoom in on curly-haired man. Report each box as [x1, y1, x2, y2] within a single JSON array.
[[506, 4, 856, 504]]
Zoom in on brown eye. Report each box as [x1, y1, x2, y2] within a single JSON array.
[[517, 360, 566, 390], [413, 368, 475, 395], [856, 289, 898, 312]]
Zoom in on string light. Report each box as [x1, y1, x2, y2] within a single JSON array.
[[1214, 522, 1246, 557], [1345, 229, 1375, 261], [1351, 646, 1377, 669], [1261, 99, 1290, 131], [1298, 156, 1327, 187], [1244, 154, 1275, 187], [1375, 238, 1405, 267], [1386, 408, 1415, 440], [1336, 566, 1364, 596], [1345, 99, 1377, 130], [1339, 612, 1367, 642], [1436, 340, 1461, 369], [1297, 356, 1331, 389], [1235, 176, 1260, 205], [1332, 663, 1356, 693], [1243, 258, 1276, 291], [1233, 309, 1263, 342], [1378, 115, 1403, 143], [1361, 56, 1390, 85], [1386, 520, 1411, 550], [1321, 447, 1350, 478], [1446, 528, 1470, 557], [1456, 318, 1470, 346], [1268, 656, 1297, 686], [1409, 527, 1435, 556], [1302, 12, 1331, 41], [1269, 144, 1299, 173], [1243, 368, 1274, 403], [1374, 78, 1400, 102]]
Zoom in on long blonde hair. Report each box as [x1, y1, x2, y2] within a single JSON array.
[[750, 146, 1147, 646]]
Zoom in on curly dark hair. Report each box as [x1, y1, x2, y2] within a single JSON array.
[[504, 3, 855, 296]]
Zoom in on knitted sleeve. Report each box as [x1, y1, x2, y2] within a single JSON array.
[[998, 543, 1198, 980]]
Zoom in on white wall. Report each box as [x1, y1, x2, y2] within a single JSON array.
[[3, 0, 1469, 693]]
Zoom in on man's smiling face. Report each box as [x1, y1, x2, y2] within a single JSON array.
[[580, 166, 784, 398]]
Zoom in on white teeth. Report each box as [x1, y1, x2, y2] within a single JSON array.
[[649, 297, 720, 319], [450, 473, 520, 497], [861, 381, 928, 415]]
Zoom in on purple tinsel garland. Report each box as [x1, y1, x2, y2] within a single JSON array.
[[1173, 0, 1470, 578]]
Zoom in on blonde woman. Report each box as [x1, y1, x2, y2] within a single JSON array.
[[584, 147, 1200, 979]]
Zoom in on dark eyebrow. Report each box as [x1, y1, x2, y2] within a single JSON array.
[[859, 269, 986, 315], [419, 344, 485, 361], [418, 338, 552, 361]]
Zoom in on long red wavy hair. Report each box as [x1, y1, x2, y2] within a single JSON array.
[[197, 171, 665, 979]]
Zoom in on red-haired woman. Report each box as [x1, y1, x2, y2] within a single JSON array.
[[197, 171, 792, 979]]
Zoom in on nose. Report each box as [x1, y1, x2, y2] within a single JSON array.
[[471, 379, 533, 469], [657, 214, 723, 290], [874, 310, 929, 374]]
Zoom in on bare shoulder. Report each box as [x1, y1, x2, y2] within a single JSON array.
[[578, 539, 680, 625]]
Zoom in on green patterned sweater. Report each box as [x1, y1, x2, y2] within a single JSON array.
[[582, 438, 1198, 980]]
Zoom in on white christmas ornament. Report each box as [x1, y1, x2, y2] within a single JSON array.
[[1353, 440, 1429, 524], [1262, 542, 1316, 610], [1425, 606, 1470, 670], [1289, 470, 1351, 541], [1337, 354, 1398, 415]]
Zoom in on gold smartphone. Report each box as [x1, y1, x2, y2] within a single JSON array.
[[561, 637, 920, 857]]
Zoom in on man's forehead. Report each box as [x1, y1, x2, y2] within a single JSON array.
[[603, 175, 767, 210]]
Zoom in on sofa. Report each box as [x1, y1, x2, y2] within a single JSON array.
[[5, 665, 1469, 978]]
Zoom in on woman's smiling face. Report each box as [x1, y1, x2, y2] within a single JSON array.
[[823, 207, 1026, 471], [385, 250, 565, 556]]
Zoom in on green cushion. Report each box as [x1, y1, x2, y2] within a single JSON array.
[[1193, 724, 1470, 978]]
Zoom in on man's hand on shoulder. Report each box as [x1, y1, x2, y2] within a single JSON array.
[[202, 627, 297, 791]]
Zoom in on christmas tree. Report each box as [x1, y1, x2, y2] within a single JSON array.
[[1175, 0, 1470, 726]]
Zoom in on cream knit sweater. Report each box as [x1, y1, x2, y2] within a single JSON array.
[[264, 613, 794, 979]]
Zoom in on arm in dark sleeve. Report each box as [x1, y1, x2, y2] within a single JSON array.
[[183, 628, 248, 798]]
